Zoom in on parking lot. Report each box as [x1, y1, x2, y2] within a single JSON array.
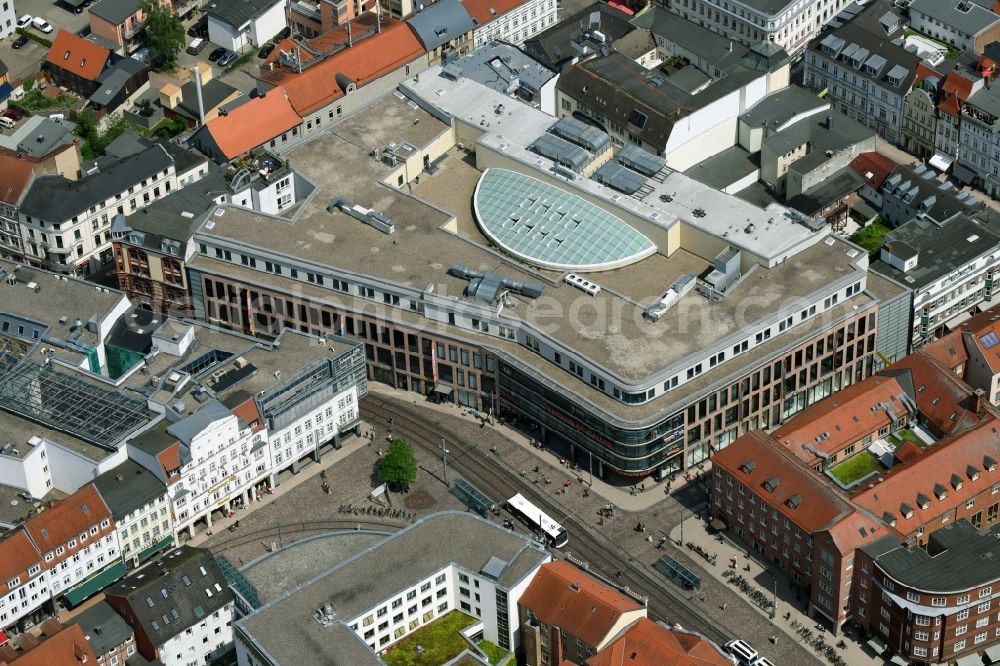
[[1, 0, 91, 82]]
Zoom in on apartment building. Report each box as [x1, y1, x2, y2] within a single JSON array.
[[93, 460, 173, 570], [0, 620, 99, 665], [804, 3, 919, 146], [464, 0, 558, 47], [0, 156, 33, 262], [908, 0, 1000, 55], [933, 58, 987, 170], [0, 531, 48, 631], [656, 0, 856, 55], [0, 0, 13, 38], [518, 560, 646, 666], [901, 69, 940, 160], [17, 144, 179, 275], [233, 512, 550, 664], [878, 164, 984, 228], [105, 546, 234, 666], [73, 600, 139, 666], [872, 212, 1000, 348], [957, 83, 1000, 196]]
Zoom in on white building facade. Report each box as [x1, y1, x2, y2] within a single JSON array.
[[0, 0, 14, 39], [160, 603, 234, 666], [206, 0, 286, 52], [267, 385, 358, 481], [472, 0, 558, 47]]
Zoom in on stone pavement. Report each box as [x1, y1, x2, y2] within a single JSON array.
[[670, 513, 879, 666]]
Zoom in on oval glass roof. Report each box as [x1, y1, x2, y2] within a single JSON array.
[[473, 169, 656, 272]]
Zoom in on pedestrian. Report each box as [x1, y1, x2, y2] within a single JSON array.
[[615, 569, 622, 578], [721, 602, 727, 611]]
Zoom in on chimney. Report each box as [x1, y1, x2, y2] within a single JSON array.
[[825, 115, 833, 129], [193, 65, 206, 126], [974, 387, 986, 415]]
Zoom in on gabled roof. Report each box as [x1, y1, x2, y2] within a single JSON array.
[[523, 2, 634, 71], [0, 155, 34, 206], [406, 0, 477, 52], [261, 21, 424, 117], [849, 151, 896, 191], [166, 399, 233, 446], [89, 0, 142, 26], [73, 600, 134, 658], [0, 531, 42, 596], [776, 374, 911, 463], [45, 30, 111, 82], [92, 459, 168, 521], [22, 485, 111, 554], [921, 329, 969, 372], [518, 560, 643, 647], [106, 546, 233, 647], [0, 623, 98, 666], [586, 618, 731, 666], [200, 88, 300, 160], [461, 0, 526, 27], [202, 0, 281, 29]]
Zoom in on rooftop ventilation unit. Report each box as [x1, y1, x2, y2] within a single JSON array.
[[564, 273, 601, 296], [448, 264, 543, 304], [327, 197, 395, 234], [645, 273, 696, 321], [697, 247, 741, 300]]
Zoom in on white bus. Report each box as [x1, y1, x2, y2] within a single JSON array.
[[505, 493, 568, 547]]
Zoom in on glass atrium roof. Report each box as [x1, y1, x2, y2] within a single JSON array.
[[473, 169, 656, 271]]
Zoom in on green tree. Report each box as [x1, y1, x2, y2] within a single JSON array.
[[378, 439, 417, 490], [140, 0, 185, 70]]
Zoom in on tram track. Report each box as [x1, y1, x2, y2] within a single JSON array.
[[361, 394, 733, 645]]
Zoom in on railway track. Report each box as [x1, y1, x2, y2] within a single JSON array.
[[362, 393, 732, 645]]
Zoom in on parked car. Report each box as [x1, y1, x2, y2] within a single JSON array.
[[32, 17, 53, 33], [186, 37, 206, 55], [0, 117, 15, 130], [11, 34, 29, 49], [3, 109, 23, 121], [208, 46, 226, 62], [275, 26, 290, 40], [725, 640, 759, 666], [187, 16, 208, 38], [16, 14, 32, 28], [217, 50, 238, 67], [257, 43, 275, 59]]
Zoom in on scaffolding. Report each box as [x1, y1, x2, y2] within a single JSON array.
[[0, 360, 152, 450]]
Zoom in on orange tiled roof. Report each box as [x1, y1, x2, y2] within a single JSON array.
[[852, 417, 1000, 536], [0, 156, 34, 206], [775, 375, 911, 463], [260, 21, 424, 117], [921, 329, 969, 373], [585, 618, 731, 666], [955, 305, 1000, 373], [1, 623, 98, 666], [849, 152, 896, 191], [264, 13, 386, 68], [713, 431, 858, 535], [232, 398, 265, 433], [0, 531, 42, 596], [461, 0, 526, 26], [22, 485, 111, 554], [883, 352, 990, 435], [519, 561, 643, 648], [45, 29, 111, 82], [202, 88, 301, 160]]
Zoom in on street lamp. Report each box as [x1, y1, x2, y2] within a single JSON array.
[[440, 438, 450, 486]]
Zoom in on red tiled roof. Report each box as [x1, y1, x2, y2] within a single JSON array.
[[585, 618, 731, 666], [955, 304, 1000, 373], [849, 152, 896, 191], [775, 374, 911, 463], [519, 561, 643, 648], [1, 623, 98, 666], [260, 21, 424, 117], [852, 417, 1000, 537], [202, 88, 300, 160], [22, 485, 111, 554], [921, 329, 969, 373], [232, 398, 265, 433], [0, 155, 34, 206], [461, 0, 526, 26], [45, 29, 110, 82], [713, 431, 857, 535], [884, 352, 990, 435], [822, 510, 887, 556], [0, 531, 42, 596]]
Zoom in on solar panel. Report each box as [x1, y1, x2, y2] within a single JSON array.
[[982, 331, 999, 349]]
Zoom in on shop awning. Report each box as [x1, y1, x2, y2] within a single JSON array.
[[432, 384, 453, 396], [929, 152, 954, 171], [954, 163, 977, 185], [865, 637, 886, 654], [62, 560, 127, 607], [137, 535, 174, 564], [889, 656, 908, 666], [956, 653, 983, 666], [985, 643, 1000, 663]]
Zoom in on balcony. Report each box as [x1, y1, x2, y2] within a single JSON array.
[[122, 20, 146, 40], [226, 149, 291, 192]]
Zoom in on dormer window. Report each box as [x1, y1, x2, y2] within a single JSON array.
[[952, 473, 964, 491], [985, 456, 997, 471], [934, 483, 947, 500], [901, 503, 914, 519], [917, 493, 930, 510], [968, 465, 980, 481]]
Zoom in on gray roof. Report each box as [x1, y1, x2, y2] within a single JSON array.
[[881, 163, 986, 224], [74, 601, 135, 658], [238, 512, 549, 666], [13, 118, 76, 158], [90, 0, 142, 26], [106, 546, 233, 647], [872, 213, 1000, 290], [967, 84, 1000, 119], [787, 166, 865, 215], [763, 112, 875, 165], [406, 0, 476, 52], [92, 459, 167, 521], [119, 185, 217, 250], [20, 144, 174, 222], [735, 0, 795, 16], [129, 421, 179, 458], [740, 85, 828, 130], [863, 520, 1000, 592], [175, 78, 239, 120], [909, 0, 1000, 37], [523, 2, 634, 71], [450, 42, 555, 98], [203, 0, 282, 28], [89, 67, 133, 107], [166, 399, 232, 446]]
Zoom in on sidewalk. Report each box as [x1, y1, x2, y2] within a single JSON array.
[[365, 382, 680, 512], [668, 514, 878, 666], [183, 426, 372, 549]]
